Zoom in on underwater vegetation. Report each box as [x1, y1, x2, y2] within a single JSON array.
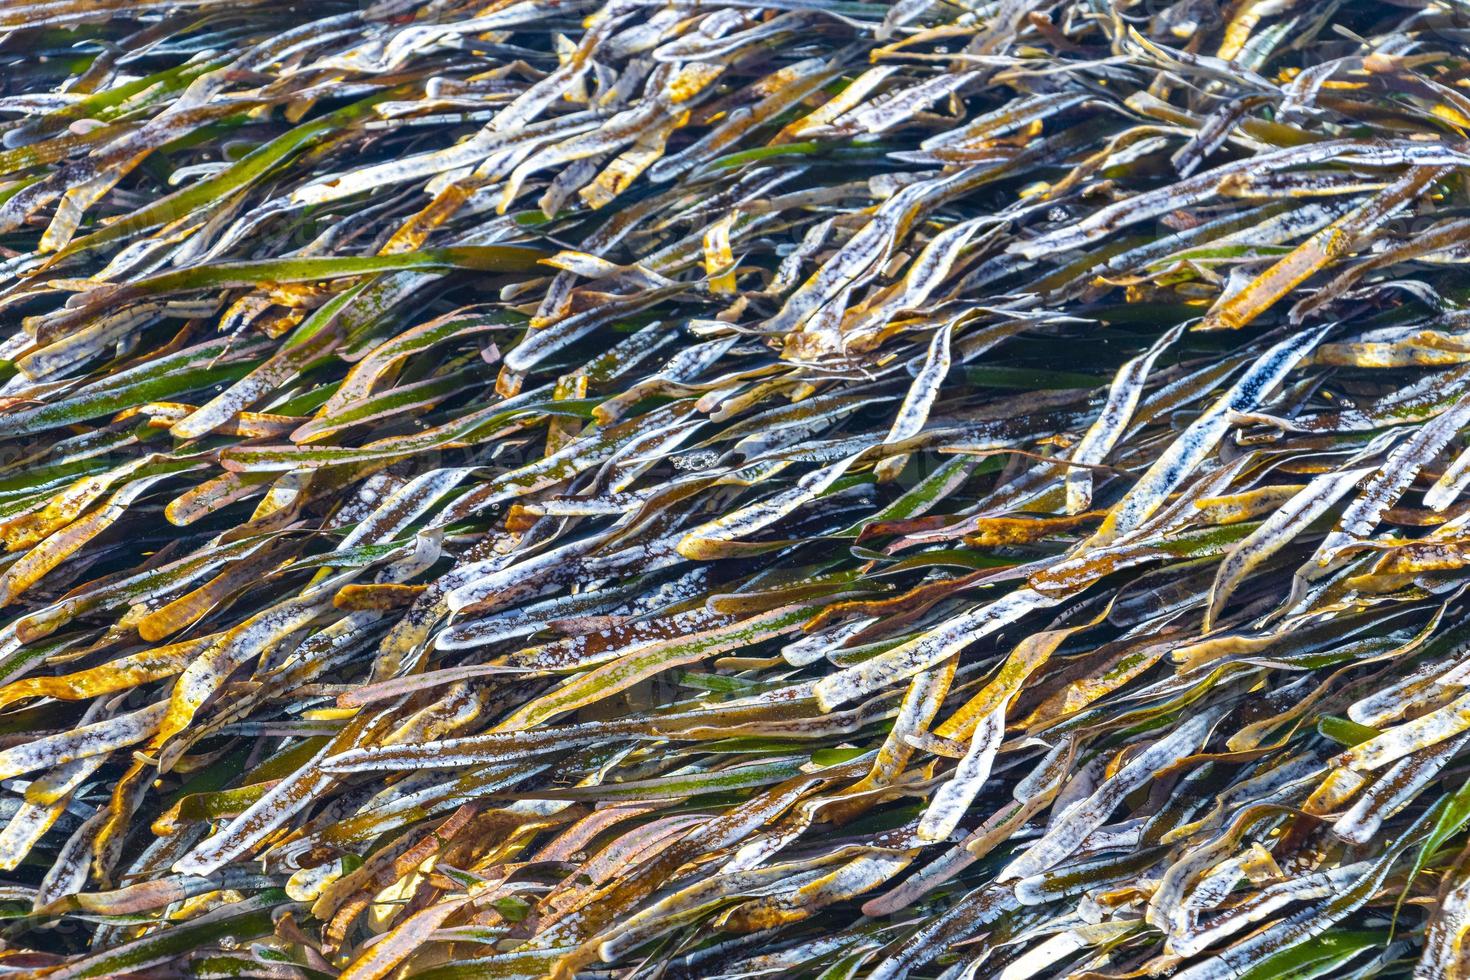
[[3, 0, 1470, 976]]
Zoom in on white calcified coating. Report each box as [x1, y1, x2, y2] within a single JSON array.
[[1171, 855, 1393, 980], [880, 321, 953, 450], [677, 451, 862, 558], [1334, 734, 1468, 845], [648, 58, 840, 182], [1092, 322, 1334, 544], [157, 592, 333, 766], [1065, 322, 1183, 514], [172, 742, 335, 876], [1344, 686, 1470, 773], [1349, 647, 1468, 727], [813, 587, 1056, 711], [0, 702, 166, 782], [762, 170, 979, 344], [1168, 862, 1363, 958], [1002, 708, 1222, 882], [1419, 862, 1470, 978], [1423, 438, 1470, 512], [1017, 139, 1470, 257], [1206, 465, 1371, 628], [0, 754, 106, 871], [338, 467, 476, 551], [780, 616, 877, 667], [1315, 393, 1470, 567], [1164, 855, 1252, 946], [918, 705, 1004, 842], [870, 321, 952, 481], [841, 71, 982, 135]]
